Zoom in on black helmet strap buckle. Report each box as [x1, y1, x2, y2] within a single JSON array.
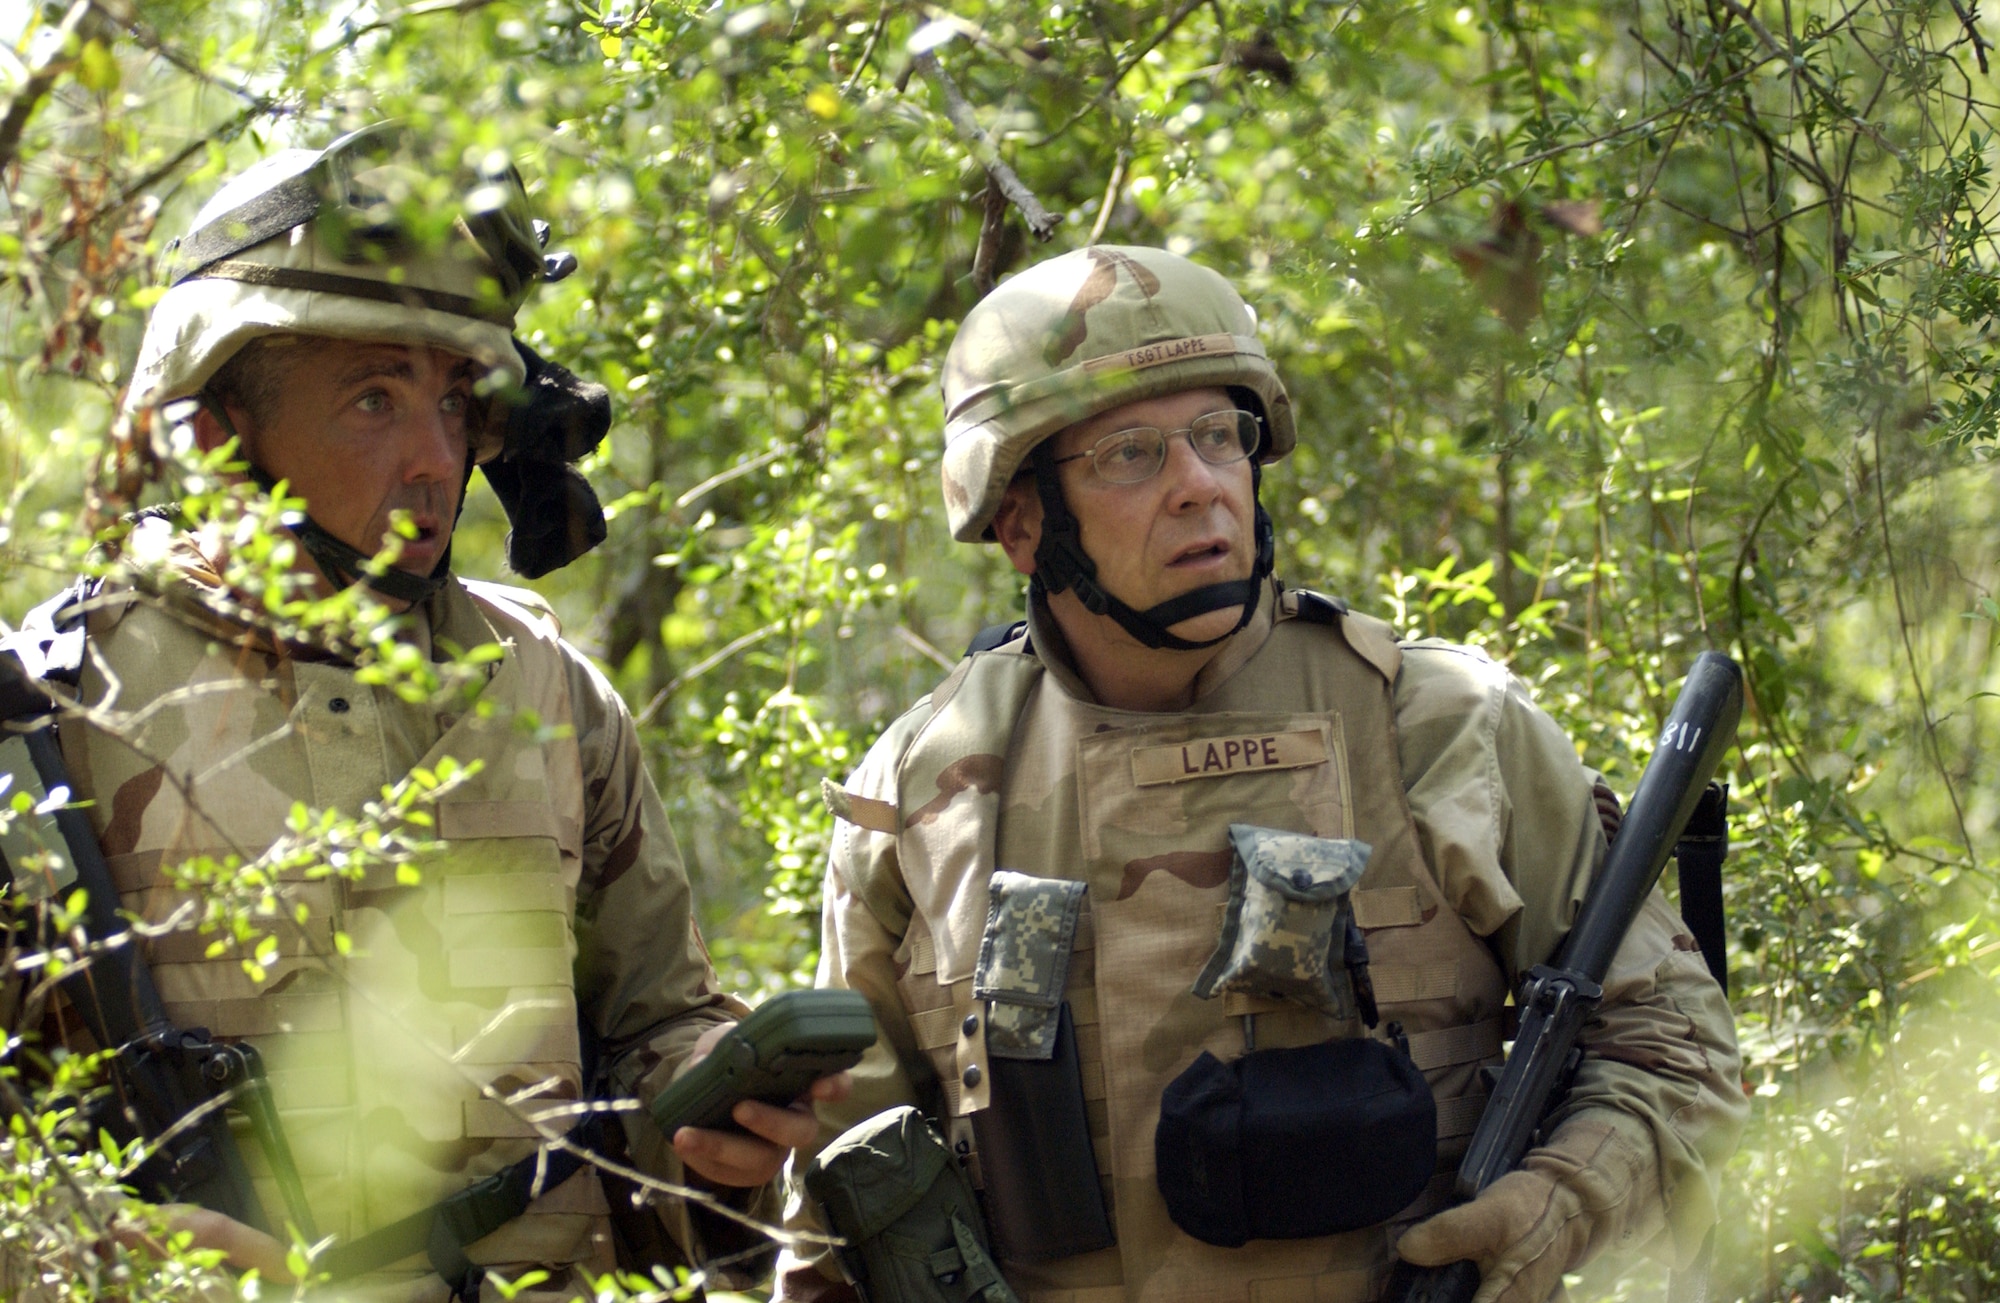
[[1028, 441, 1274, 653]]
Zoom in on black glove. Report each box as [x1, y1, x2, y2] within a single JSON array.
[[481, 339, 612, 578]]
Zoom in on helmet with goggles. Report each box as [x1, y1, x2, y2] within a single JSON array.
[[129, 123, 610, 600], [130, 121, 576, 466], [941, 245, 1295, 652]]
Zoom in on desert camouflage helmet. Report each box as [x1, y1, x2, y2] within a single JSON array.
[[940, 244, 1295, 542], [128, 122, 574, 462]]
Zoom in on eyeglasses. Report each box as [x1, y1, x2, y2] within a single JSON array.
[[1049, 409, 1260, 485]]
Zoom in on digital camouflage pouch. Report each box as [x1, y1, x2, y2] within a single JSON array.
[[974, 870, 1086, 1059], [1191, 825, 1372, 1018]]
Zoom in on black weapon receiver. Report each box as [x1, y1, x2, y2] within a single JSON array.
[[1388, 651, 1743, 1303], [0, 649, 316, 1238]]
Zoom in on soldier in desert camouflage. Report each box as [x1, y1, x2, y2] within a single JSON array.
[[782, 245, 1745, 1303], [3, 126, 844, 1301]]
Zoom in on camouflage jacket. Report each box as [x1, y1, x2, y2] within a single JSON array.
[[6, 527, 770, 1302], [781, 582, 1746, 1303]]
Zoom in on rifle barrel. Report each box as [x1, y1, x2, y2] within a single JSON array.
[[1559, 652, 1743, 983]]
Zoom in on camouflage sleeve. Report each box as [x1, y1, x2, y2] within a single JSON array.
[[1393, 641, 1747, 1266], [774, 706, 937, 1302], [560, 643, 773, 1268]]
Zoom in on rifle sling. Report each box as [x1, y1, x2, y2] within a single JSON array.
[[1672, 784, 1730, 996]]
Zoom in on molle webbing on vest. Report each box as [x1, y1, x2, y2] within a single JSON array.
[[63, 580, 606, 1291], [894, 650, 1046, 986]]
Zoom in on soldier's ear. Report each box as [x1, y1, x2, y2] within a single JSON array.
[[189, 400, 252, 458], [991, 476, 1042, 577]]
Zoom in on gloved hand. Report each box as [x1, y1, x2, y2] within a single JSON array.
[[1395, 1114, 1660, 1303]]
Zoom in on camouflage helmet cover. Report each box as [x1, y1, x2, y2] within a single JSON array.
[[127, 126, 541, 461], [940, 244, 1296, 542]]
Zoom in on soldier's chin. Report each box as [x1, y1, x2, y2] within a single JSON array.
[[1165, 604, 1247, 646]]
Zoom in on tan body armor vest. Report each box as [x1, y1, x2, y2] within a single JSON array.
[[878, 596, 1508, 1303], [61, 579, 610, 1300]]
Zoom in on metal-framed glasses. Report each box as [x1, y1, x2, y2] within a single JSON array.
[[1049, 409, 1261, 485]]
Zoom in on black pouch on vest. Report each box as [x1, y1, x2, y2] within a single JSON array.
[[1154, 1037, 1436, 1247], [970, 1002, 1115, 1262]]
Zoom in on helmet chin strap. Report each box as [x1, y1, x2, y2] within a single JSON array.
[[202, 395, 456, 607], [1027, 441, 1275, 653]]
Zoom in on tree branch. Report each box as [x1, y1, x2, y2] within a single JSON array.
[[1035, 0, 1208, 144], [1946, 0, 1991, 74], [0, 0, 92, 177], [911, 49, 1059, 241]]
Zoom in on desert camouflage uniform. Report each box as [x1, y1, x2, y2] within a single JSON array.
[[781, 583, 1746, 1303], [21, 523, 767, 1301]]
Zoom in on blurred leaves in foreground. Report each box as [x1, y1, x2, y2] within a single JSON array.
[[4, 0, 2000, 1296]]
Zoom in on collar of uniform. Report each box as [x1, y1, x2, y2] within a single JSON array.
[[138, 526, 463, 667], [423, 575, 511, 671], [1023, 575, 1280, 708]]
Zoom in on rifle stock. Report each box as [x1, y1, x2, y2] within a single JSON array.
[[1388, 651, 1743, 1303]]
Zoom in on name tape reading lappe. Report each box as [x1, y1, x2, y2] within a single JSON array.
[[1130, 728, 1329, 787]]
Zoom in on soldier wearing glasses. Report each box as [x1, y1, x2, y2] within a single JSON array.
[[781, 246, 1744, 1303]]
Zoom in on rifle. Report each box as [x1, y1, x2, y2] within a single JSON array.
[[0, 647, 317, 1240], [1388, 650, 1744, 1303]]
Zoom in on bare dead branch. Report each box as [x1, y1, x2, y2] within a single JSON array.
[[972, 172, 1008, 295], [910, 50, 1059, 241]]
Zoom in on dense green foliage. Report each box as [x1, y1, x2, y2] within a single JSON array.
[[3, 0, 2000, 1296]]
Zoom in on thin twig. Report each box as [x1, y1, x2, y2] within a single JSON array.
[[910, 50, 1059, 240], [1087, 146, 1128, 245], [1870, 416, 1975, 861], [840, 1, 890, 94], [326, 0, 502, 46], [1035, 0, 1208, 145], [894, 624, 954, 671], [1715, 0, 1903, 159], [636, 620, 787, 725], [674, 448, 785, 511]]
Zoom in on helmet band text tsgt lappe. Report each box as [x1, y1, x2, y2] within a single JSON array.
[[951, 333, 1266, 436]]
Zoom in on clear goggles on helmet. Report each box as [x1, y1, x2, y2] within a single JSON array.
[[166, 120, 576, 312], [1049, 408, 1261, 485]]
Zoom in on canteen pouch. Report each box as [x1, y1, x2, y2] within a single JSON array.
[[805, 1105, 1019, 1303], [1154, 1037, 1436, 1247], [970, 1002, 1115, 1261], [1192, 825, 1372, 1019]]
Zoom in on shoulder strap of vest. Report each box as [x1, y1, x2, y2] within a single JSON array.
[[895, 649, 1045, 985], [1279, 585, 1402, 684], [0, 577, 101, 692], [964, 619, 1028, 656], [460, 577, 563, 637]]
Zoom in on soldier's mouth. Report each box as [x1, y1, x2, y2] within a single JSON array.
[[1168, 540, 1231, 567]]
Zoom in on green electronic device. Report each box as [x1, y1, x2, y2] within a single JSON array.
[[649, 988, 877, 1134]]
